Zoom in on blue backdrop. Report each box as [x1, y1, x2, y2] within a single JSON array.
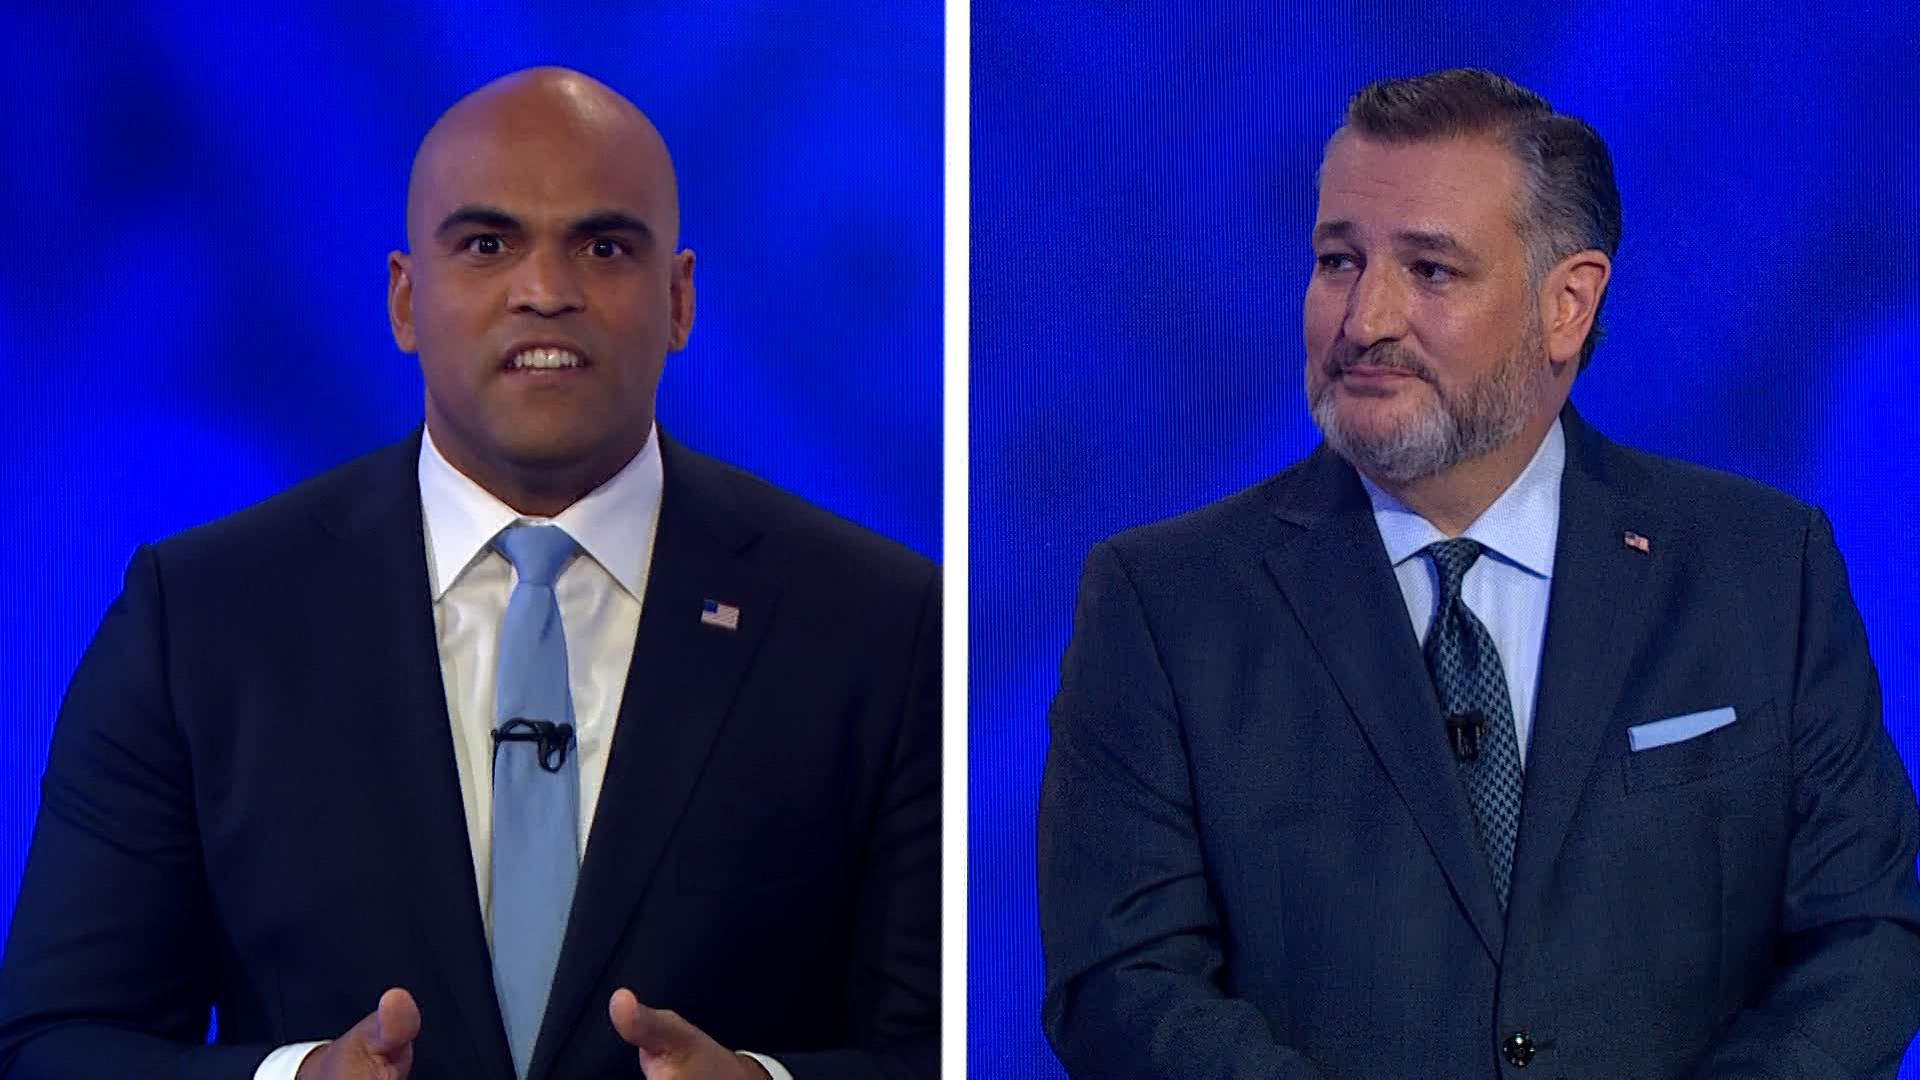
[[971, 2, 1919, 1075], [0, 3, 941, 950]]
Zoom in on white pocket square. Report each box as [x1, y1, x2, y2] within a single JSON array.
[[1628, 706, 1737, 752]]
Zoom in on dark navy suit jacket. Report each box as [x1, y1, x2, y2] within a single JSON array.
[[0, 431, 940, 1080], [1038, 408, 1920, 1078]]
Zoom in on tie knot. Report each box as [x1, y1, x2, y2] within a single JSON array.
[[1426, 538, 1485, 601], [495, 524, 578, 587]]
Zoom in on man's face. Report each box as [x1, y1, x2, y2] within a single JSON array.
[[389, 89, 693, 497], [1303, 133, 1553, 483]]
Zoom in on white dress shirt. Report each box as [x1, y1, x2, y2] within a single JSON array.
[[255, 426, 791, 1080], [418, 423, 661, 904], [1361, 419, 1566, 764]]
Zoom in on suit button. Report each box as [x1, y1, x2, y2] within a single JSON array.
[[1502, 1031, 1536, 1067]]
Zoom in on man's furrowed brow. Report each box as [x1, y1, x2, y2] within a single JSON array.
[[1312, 222, 1472, 260], [1312, 220, 1356, 246], [435, 206, 522, 239], [571, 211, 657, 247], [1395, 229, 1471, 259]]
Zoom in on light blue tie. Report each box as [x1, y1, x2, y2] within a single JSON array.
[[490, 524, 581, 1079]]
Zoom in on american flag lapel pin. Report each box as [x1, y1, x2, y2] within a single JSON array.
[[1622, 530, 1651, 554], [700, 598, 741, 631]]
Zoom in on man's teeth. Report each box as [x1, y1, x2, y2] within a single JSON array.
[[510, 347, 584, 370]]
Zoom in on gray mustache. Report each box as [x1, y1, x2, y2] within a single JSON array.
[[1327, 344, 1434, 381]]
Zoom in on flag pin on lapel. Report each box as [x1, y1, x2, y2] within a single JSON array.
[[700, 598, 741, 631], [1622, 530, 1651, 554]]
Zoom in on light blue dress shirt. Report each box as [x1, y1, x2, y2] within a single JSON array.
[[1360, 419, 1566, 765]]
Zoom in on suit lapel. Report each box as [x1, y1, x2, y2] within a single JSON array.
[[532, 438, 780, 1079], [1262, 449, 1506, 961], [1506, 409, 1656, 920], [316, 431, 515, 1080]]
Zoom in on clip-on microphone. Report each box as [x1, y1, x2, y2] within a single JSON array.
[[1445, 709, 1485, 763], [493, 718, 576, 773]]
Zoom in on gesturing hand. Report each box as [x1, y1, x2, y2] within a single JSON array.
[[609, 989, 771, 1080], [295, 987, 421, 1080]]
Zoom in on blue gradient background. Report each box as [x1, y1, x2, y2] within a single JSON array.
[[971, 2, 1919, 1076], [0, 2, 941, 957]]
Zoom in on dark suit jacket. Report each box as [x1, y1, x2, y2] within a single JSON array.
[[1038, 408, 1920, 1078], [0, 431, 940, 1080]]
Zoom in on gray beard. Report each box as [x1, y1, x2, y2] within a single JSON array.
[[1309, 331, 1544, 484]]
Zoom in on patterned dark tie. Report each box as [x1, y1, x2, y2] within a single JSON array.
[[1423, 539, 1524, 908]]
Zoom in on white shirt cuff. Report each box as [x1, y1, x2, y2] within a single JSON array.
[[259, 1040, 781, 1079], [253, 1041, 327, 1080], [740, 1050, 794, 1080]]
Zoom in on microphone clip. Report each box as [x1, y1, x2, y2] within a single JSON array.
[[1445, 709, 1485, 763], [494, 718, 576, 773]]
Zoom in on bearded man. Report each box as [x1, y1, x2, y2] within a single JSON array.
[[1036, 68, 1920, 1079]]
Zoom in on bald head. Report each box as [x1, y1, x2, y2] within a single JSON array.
[[385, 65, 697, 518], [404, 66, 679, 253]]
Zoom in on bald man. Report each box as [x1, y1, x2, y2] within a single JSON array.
[[0, 68, 939, 1080]]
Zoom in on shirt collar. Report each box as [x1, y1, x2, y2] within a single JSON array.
[[418, 424, 663, 601], [1361, 417, 1565, 579]]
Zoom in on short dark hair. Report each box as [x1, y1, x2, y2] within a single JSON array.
[[1338, 69, 1621, 369]]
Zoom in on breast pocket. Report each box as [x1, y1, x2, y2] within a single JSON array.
[[674, 815, 839, 894], [1621, 699, 1784, 794]]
